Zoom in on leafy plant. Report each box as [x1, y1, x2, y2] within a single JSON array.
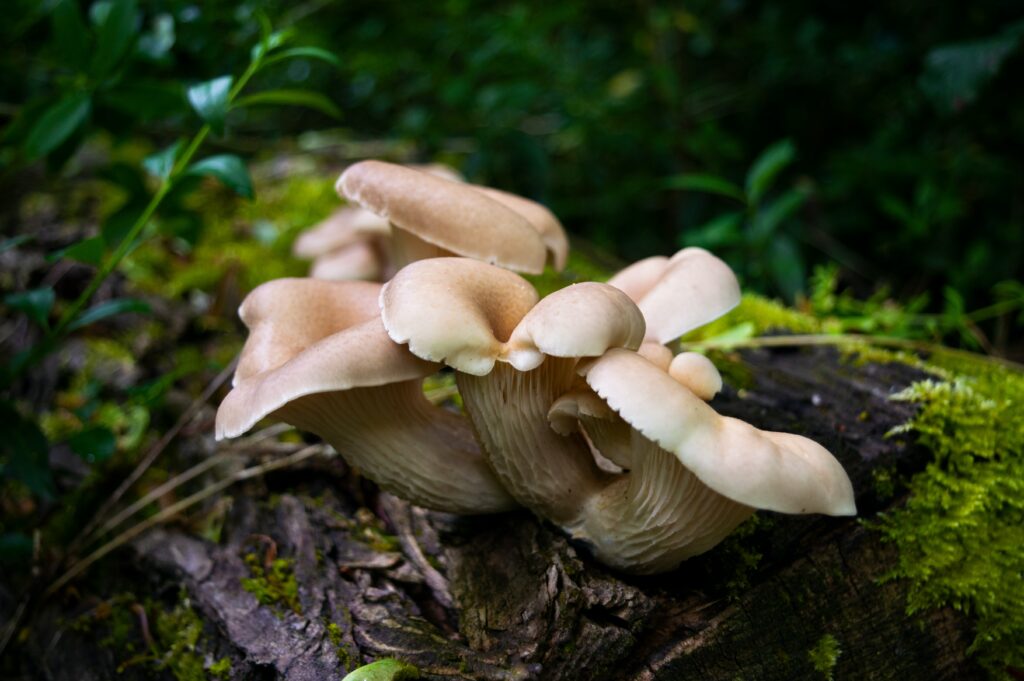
[[1, 2, 339, 525], [667, 139, 811, 301]]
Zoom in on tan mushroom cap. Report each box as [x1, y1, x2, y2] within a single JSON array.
[[474, 186, 569, 270], [217, 316, 436, 440], [381, 258, 644, 375], [216, 277, 517, 514], [668, 352, 723, 401], [307, 241, 383, 282], [582, 348, 856, 516], [338, 161, 548, 274], [234, 278, 383, 386], [607, 247, 741, 342], [292, 205, 390, 259]]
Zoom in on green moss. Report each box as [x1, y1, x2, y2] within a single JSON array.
[[153, 593, 207, 681], [240, 553, 303, 617], [524, 250, 613, 297], [208, 657, 232, 679], [874, 359, 1024, 678], [353, 508, 401, 553], [807, 634, 841, 680]]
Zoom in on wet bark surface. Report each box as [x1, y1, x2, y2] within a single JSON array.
[[21, 346, 984, 680]]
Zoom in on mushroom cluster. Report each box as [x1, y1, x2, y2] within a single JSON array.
[[217, 160, 855, 575]]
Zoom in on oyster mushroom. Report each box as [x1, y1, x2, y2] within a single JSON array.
[[337, 160, 568, 274], [294, 163, 467, 282], [381, 258, 856, 573], [380, 257, 643, 522], [215, 278, 516, 514]]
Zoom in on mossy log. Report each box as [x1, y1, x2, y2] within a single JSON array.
[[27, 346, 984, 680]]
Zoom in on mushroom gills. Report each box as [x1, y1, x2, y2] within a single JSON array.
[[277, 380, 516, 515]]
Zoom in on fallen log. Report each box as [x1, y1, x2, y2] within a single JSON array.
[[25, 346, 985, 680]]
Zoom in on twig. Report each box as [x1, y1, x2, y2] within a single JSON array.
[[677, 333, 1024, 372], [69, 355, 238, 554], [45, 444, 327, 598]]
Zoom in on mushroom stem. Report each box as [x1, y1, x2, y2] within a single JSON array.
[[388, 227, 453, 270], [575, 430, 755, 574], [457, 359, 608, 524], [279, 380, 516, 514]]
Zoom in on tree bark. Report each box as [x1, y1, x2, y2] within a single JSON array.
[[25, 346, 984, 680]]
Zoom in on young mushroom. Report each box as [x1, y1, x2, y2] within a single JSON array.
[[337, 160, 568, 275], [215, 278, 516, 514], [294, 163, 469, 282], [381, 258, 856, 573]]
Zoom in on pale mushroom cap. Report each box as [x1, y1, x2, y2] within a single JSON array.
[[668, 352, 723, 401], [380, 258, 539, 375], [382, 259, 645, 375], [293, 205, 390, 259], [505, 282, 645, 370], [474, 186, 569, 271], [217, 316, 437, 439], [606, 256, 670, 302], [607, 248, 741, 343], [636, 340, 673, 371], [582, 349, 856, 516], [337, 161, 548, 274], [309, 241, 382, 282], [234, 279, 383, 385]]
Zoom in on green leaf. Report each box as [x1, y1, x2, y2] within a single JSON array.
[[262, 46, 342, 69], [341, 659, 420, 681], [251, 28, 296, 61], [101, 80, 187, 121], [4, 288, 55, 328], [101, 200, 149, 247], [664, 173, 745, 202], [51, 0, 90, 67], [749, 188, 807, 244], [745, 139, 795, 206], [0, 235, 32, 254], [67, 426, 117, 463], [67, 298, 150, 332], [24, 93, 91, 160], [143, 140, 184, 179], [186, 154, 253, 198], [187, 76, 233, 134], [51, 236, 105, 266], [768, 236, 806, 301], [90, 0, 138, 79], [681, 211, 744, 249], [920, 34, 1020, 114], [234, 89, 341, 119], [0, 401, 55, 500]]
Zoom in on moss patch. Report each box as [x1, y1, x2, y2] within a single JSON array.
[[240, 553, 303, 617], [807, 633, 841, 680], [875, 362, 1024, 678]]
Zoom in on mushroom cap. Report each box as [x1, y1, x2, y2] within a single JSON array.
[[474, 186, 569, 271], [668, 352, 723, 401], [293, 205, 390, 259], [607, 248, 741, 342], [234, 278, 383, 385], [581, 349, 856, 516], [337, 161, 548, 274], [381, 258, 644, 375], [309, 241, 383, 282], [218, 316, 437, 440]]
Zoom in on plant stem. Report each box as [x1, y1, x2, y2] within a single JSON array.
[[678, 333, 1024, 371]]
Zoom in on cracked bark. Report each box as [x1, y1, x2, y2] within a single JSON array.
[[26, 347, 984, 680]]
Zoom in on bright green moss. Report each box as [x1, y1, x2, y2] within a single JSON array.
[[208, 657, 232, 679], [875, 361, 1024, 678], [524, 250, 613, 297], [240, 553, 303, 617], [153, 593, 207, 681], [807, 634, 841, 680]]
